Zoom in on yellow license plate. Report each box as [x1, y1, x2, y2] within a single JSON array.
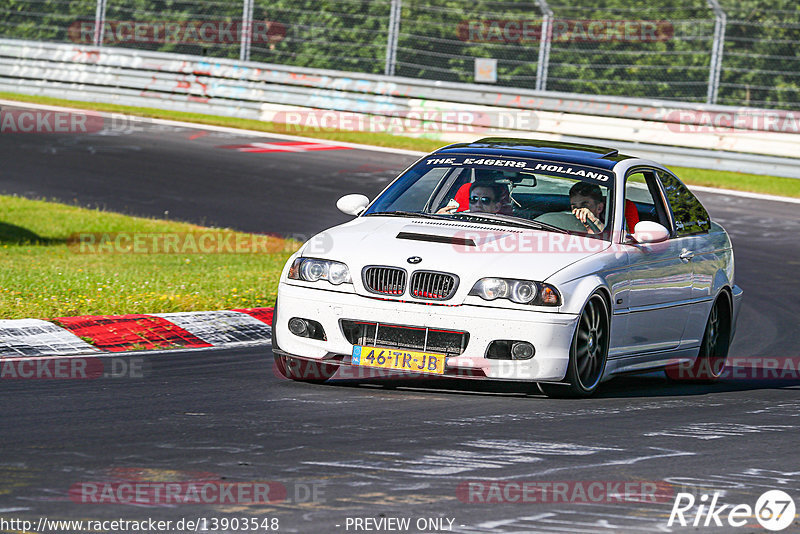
[[351, 346, 446, 375]]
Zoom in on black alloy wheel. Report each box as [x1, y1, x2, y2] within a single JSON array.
[[539, 293, 610, 398]]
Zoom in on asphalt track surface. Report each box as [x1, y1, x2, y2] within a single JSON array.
[[1, 106, 799, 533]]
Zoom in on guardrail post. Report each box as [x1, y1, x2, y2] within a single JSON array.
[[240, 0, 254, 62], [706, 0, 726, 105], [384, 0, 402, 76], [93, 0, 107, 47], [534, 0, 553, 92]]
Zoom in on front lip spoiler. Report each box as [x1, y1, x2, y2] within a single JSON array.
[[273, 348, 489, 380], [272, 349, 570, 385]]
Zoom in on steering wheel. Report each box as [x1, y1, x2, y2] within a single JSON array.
[[534, 211, 600, 233]]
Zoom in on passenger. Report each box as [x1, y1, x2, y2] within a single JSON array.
[[569, 182, 605, 233]]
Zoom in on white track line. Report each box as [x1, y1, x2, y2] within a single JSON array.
[[0, 340, 270, 362], [688, 184, 800, 204], [0, 98, 424, 156], [3, 98, 798, 203]]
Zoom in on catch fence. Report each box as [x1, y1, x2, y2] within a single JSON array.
[[2, 0, 798, 109]]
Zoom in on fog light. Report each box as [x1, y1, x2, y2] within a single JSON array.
[[288, 318, 309, 337], [287, 317, 326, 340], [511, 342, 535, 360]]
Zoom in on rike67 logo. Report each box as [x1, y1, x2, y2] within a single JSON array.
[[668, 490, 796, 531]]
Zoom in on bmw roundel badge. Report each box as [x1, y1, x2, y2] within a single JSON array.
[[407, 256, 422, 264]]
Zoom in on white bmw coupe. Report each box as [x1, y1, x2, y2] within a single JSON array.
[[272, 138, 742, 397]]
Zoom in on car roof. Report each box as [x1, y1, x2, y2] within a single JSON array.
[[433, 137, 634, 171]]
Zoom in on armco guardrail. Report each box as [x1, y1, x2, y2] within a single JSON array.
[[2, 39, 799, 178]]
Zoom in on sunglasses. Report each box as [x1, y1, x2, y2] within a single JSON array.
[[469, 195, 496, 204]]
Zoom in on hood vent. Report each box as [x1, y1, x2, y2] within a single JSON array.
[[415, 220, 524, 233], [396, 232, 476, 247]]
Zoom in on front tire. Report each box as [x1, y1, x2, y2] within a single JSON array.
[[538, 293, 610, 398], [273, 354, 337, 383]]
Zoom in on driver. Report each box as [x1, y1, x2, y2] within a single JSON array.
[[437, 181, 507, 214], [569, 182, 605, 233]]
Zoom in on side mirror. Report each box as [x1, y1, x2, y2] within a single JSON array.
[[630, 221, 670, 244], [336, 194, 369, 216]]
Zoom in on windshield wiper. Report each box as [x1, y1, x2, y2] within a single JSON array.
[[451, 212, 570, 233], [364, 211, 451, 221]]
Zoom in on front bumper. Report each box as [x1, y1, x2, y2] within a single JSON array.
[[274, 282, 580, 381], [730, 284, 744, 341]]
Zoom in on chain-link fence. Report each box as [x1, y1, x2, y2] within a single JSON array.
[[720, 3, 800, 109], [2, 0, 798, 110]]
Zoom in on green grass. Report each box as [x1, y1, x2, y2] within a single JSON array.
[[2, 91, 798, 198], [0, 195, 297, 319], [668, 166, 800, 197]]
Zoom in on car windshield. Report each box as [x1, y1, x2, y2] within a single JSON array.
[[364, 154, 615, 239]]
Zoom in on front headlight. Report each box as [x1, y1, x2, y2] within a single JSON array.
[[469, 278, 560, 306], [476, 278, 509, 300], [288, 258, 352, 285], [510, 281, 537, 304]]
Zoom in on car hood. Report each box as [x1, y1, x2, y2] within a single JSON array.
[[299, 216, 611, 301]]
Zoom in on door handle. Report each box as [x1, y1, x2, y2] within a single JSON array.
[[679, 249, 694, 262]]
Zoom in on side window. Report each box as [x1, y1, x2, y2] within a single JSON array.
[[624, 170, 670, 233], [658, 171, 711, 236]]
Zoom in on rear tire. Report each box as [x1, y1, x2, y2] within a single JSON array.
[[666, 294, 731, 382], [538, 293, 609, 398]]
